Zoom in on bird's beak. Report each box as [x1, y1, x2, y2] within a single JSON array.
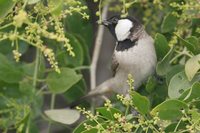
[[101, 20, 111, 26]]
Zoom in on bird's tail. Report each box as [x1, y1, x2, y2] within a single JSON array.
[[68, 78, 117, 108]]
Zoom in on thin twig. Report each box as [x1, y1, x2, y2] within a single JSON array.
[[90, 4, 109, 112], [174, 118, 182, 132], [47, 94, 56, 133], [90, 5, 109, 91], [73, 66, 90, 70], [33, 48, 40, 88]]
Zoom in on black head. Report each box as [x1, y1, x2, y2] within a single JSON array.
[[102, 15, 120, 39], [102, 15, 141, 41], [102, 15, 120, 27]]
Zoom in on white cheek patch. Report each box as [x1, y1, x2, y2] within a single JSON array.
[[115, 19, 133, 41]]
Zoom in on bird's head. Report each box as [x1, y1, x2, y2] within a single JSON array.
[[102, 15, 142, 42]]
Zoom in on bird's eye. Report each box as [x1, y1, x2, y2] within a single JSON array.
[[112, 18, 118, 23]]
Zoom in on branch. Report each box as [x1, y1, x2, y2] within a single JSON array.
[[90, 5, 109, 91]]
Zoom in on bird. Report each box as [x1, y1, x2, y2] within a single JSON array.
[[69, 15, 157, 107]]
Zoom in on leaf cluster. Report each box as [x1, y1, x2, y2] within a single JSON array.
[[0, 0, 92, 132], [75, 77, 200, 133], [0, 0, 199, 132]]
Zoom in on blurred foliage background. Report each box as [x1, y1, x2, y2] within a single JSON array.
[[0, 0, 199, 132]]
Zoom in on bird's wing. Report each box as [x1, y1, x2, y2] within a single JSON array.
[[111, 53, 119, 77]]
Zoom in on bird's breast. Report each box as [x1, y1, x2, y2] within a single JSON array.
[[114, 36, 157, 88], [115, 36, 156, 66]]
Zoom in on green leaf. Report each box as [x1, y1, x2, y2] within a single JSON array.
[[176, 35, 200, 54], [0, 80, 20, 99], [46, 67, 82, 94], [0, 94, 31, 129], [22, 56, 45, 77], [75, 35, 91, 65], [164, 123, 177, 133], [73, 119, 104, 133], [189, 109, 200, 124], [161, 13, 178, 33], [186, 36, 200, 53], [63, 79, 86, 103], [166, 65, 184, 85], [151, 99, 188, 120], [185, 54, 200, 81], [150, 84, 168, 108], [0, 0, 16, 19], [57, 34, 84, 67], [168, 71, 200, 99], [19, 80, 35, 97], [182, 82, 200, 102], [96, 107, 122, 120], [0, 40, 28, 55], [154, 33, 170, 60], [29, 122, 39, 133], [178, 89, 190, 101], [177, 35, 195, 54], [145, 76, 157, 93], [19, 80, 43, 117], [82, 128, 98, 133], [73, 120, 91, 133], [0, 40, 12, 54], [0, 54, 23, 83], [65, 34, 84, 66], [22, 63, 35, 76], [49, 0, 63, 16], [165, 122, 186, 132], [156, 48, 174, 76], [45, 109, 80, 125], [159, 110, 183, 120], [131, 91, 150, 115], [186, 36, 200, 54], [65, 13, 93, 47], [125, 114, 134, 121]]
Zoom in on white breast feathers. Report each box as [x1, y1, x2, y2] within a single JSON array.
[[115, 19, 133, 41]]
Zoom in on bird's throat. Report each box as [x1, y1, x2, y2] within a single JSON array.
[[116, 39, 138, 51]]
